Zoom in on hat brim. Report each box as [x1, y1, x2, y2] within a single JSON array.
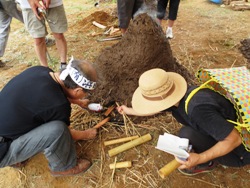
[[132, 72, 187, 115]]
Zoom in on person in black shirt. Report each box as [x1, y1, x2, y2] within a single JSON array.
[[117, 68, 250, 176], [0, 58, 98, 176]]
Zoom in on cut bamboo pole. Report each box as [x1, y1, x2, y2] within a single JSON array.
[[93, 117, 110, 129], [109, 161, 132, 169], [108, 134, 152, 157], [104, 135, 139, 146], [92, 21, 106, 29], [158, 159, 181, 178]]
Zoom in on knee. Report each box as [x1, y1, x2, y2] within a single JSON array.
[[178, 126, 195, 139], [34, 37, 45, 46], [47, 121, 69, 139], [53, 33, 64, 40], [157, 11, 165, 20]]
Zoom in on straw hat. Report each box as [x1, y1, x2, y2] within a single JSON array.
[[132, 68, 187, 114]]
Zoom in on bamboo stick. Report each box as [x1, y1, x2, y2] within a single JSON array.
[[92, 21, 106, 29], [109, 161, 132, 169], [93, 117, 110, 129], [104, 135, 139, 146], [158, 159, 181, 178], [108, 134, 152, 157]]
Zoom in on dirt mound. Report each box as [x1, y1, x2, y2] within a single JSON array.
[[70, 10, 117, 34], [92, 13, 195, 106], [239, 38, 250, 67]]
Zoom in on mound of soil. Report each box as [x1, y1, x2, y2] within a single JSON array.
[[92, 13, 195, 106], [239, 38, 250, 66]]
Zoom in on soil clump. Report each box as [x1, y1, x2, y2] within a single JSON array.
[[92, 13, 195, 107]]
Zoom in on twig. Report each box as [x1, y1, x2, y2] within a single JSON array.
[[127, 169, 146, 184], [184, 176, 222, 187], [230, 59, 237, 68], [110, 157, 117, 188]]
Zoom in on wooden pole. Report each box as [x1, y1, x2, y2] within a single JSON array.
[[109, 161, 132, 169], [158, 159, 181, 178], [104, 135, 139, 146], [108, 134, 152, 157], [93, 117, 110, 129], [104, 105, 115, 117]]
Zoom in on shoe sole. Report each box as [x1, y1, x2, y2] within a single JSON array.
[[178, 168, 215, 176], [51, 161, 92, 177]]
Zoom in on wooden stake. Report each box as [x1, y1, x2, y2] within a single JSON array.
[[93, 117, 110, 129], [92, 21, 106, 29], [109, 161, 132, 169], [104, 105, 115, 117], [104, 135, 139, 146], [158, 159, 181, 178], [108, 134, 152, 157]]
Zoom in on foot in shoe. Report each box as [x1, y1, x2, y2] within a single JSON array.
[[166, 28, 173, 39], [51, 159, 92, 177], [178, 161, 218, 176], [60, 62, 67, 70]]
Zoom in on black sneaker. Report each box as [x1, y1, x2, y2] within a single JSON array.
[[60, 62, 67, 71], [0, 59, 12, 69], [0, 60, 5, 68], [178, 161, 218, 176]]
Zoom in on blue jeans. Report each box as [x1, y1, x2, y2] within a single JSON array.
[[0, 0, 23, 57], [0, 121, 77, 171]]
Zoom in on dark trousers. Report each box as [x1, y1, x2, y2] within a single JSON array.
[[117, 0, 144, 29], [179, 126, 250, 167], [157, 0, 180, 20]]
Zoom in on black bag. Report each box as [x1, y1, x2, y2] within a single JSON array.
[[0, 137, 11, 161]]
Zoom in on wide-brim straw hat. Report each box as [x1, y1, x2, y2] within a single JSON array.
[[132, 68, 187, 115]]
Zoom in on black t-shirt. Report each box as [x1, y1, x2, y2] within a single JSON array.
[[169, 86, 237, 141], [0, 66, 71, 139]]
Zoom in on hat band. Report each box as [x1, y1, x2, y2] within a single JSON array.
[[142, 84, 175, 101]]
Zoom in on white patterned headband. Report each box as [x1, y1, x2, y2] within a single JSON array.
[[59, 57, 96, 90]]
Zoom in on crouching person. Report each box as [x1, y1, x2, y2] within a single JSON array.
[[0, 58, 98, 176], [117, 68, 250, 176]]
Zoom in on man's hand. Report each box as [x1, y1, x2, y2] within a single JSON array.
[[68, 98, 90, 109], [28, 0, 51, 19], [70, 128, 97, 141], [175, 153, 200, 169]]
